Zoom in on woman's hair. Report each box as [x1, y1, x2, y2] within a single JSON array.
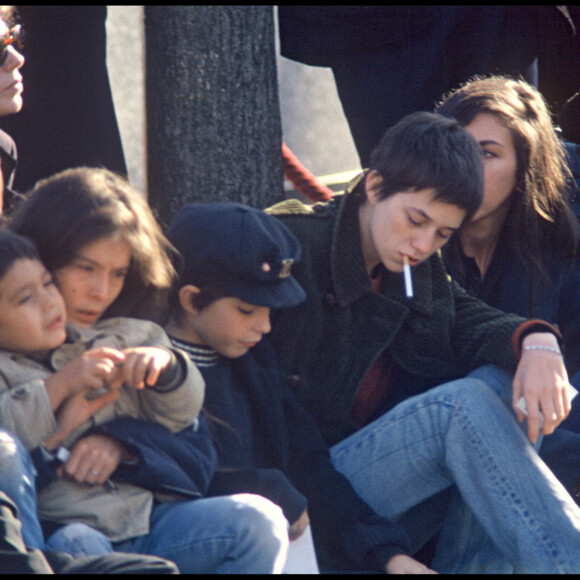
[[366, 111, 484, 223], [436, 75, 579, 280], [9, 167, 178, 323], [0, 227, 38, 282]]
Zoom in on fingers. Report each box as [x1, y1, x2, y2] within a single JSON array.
[[118, 348, 170, 389], [60, 432, 124, 486]]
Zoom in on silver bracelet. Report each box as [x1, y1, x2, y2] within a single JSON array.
[[523, 345, 562, 356]]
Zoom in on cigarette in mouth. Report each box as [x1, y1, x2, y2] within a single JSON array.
[[403, 255, 413, 298]]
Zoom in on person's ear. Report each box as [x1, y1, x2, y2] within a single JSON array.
[[364, 170, 384, 206], [178, 285, 201, 315]]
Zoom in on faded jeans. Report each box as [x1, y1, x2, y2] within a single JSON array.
[[0, 429, 111, 554], [113, 494, 289, 573], [330, 365, 580, 574]]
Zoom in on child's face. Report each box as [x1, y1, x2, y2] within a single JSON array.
[[188, 297, 271, 359], [0, 258, 67, 356], [53, 235, 132, 329]]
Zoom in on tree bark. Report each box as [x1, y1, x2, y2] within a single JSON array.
[[145, 6, 283, 227]]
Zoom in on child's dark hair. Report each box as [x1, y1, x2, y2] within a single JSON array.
[[0, 227, 39, 281], [170, 283, 233, 316], [368, 111, 484, 222]]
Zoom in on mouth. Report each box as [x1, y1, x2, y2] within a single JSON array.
[[72, 310, 101, 326], [401, 254, 419, 267], [4, 80, 22, 92], [46, 314, 65, 331]]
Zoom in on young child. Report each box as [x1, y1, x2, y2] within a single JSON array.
[[164, 202, 433, 574]]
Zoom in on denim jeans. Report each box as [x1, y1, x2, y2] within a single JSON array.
[[0, 429, 111, 555], [114, 494, 289, 574], [0, 429, 44, 549], [329, 365, 580, 574]]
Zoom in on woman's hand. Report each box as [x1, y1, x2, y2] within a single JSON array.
[[43, 388, 120, 451], [289, 509, 310, 541], [58, 433, 132, 486], [512, 332, 571, 443], [386, 554, 438, 574], [113, 347, 172, 390], [45, 347, 126, 410]]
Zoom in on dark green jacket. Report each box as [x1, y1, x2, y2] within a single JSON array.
[[267, 183, 532, 447]]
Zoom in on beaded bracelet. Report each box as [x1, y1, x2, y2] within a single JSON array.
[[523, 345, 563, 356]]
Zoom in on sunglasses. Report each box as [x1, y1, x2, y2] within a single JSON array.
[[0, 25, 23, 66]]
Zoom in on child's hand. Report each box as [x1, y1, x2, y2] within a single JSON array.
[[112, 347, 172, 390], [45, 347, 126, 409]]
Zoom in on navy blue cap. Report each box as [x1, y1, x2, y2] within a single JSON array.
[[167, 202, 307, 309]]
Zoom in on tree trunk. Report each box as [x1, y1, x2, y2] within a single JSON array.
[[145, 6, 283, 227]]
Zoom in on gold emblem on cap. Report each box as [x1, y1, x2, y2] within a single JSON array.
[[279, 258, 294, 279]]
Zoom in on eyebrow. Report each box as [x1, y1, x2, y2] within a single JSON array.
[[75, 254, 130, 272], [478, 139, 503, 147]]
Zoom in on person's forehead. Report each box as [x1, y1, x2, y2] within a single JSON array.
[[0, 19, 8, 35]]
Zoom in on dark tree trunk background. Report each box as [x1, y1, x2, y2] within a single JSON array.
[[145, 6, 284, 227]]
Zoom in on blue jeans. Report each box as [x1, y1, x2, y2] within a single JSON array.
[[329, 365, 580, 574], [114, 494, 289, 574], [0, 429, 114, 555]]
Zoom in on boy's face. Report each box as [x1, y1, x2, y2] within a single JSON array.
[[361, 174, 466, 274], [189, 296, 271, 359], [0, 258, 67, 357]]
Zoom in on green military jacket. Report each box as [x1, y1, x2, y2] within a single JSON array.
[[267, 183, 531, 447]]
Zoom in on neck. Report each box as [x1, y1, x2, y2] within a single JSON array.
[[358, 201, 381, 275], [165, 314, 200, 344], [458, 204, 511, 277]]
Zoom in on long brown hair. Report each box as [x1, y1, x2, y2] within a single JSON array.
[[9, 167, 178, 323], [436, 75, 579, 284]]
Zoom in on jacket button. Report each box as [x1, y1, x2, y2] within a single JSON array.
[[324, 293, 338, 308], [287, 374, 303, 387]]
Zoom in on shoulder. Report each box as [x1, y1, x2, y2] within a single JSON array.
[[94, 317, 171, 347], [266, 196, 339, 221]]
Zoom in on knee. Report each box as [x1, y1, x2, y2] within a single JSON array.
[[230, 494, 289, 563], [231, 493, 289, 538], [0, 430, 35, 488], [45, 523, 113, 556], [0, 430, 29, 465], [439, 378, 505, 413]]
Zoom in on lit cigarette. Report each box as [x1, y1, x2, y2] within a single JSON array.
[[403, 256, 413, 298]]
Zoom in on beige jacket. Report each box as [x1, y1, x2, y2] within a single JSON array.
[[0, 317, 205, 540]]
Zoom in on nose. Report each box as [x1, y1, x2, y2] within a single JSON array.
[[255, 310, 272, 335], [3, 46, 24, 70], [90, 272, 111, 301], [411, 229, 436, 256]]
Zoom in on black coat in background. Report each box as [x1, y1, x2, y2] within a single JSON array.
[[1, 6, 127, 192], [278, 6, 575, 167]]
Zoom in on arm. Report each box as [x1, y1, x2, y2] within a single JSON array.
[[0, 347, 125, 451], [115, 347, 205, 433], [512, 328, 570, 443]]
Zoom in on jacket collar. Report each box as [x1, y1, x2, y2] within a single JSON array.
[[330, 177, 435, 315]]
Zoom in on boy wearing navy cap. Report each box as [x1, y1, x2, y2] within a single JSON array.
[[164, 202, 434, 573]]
